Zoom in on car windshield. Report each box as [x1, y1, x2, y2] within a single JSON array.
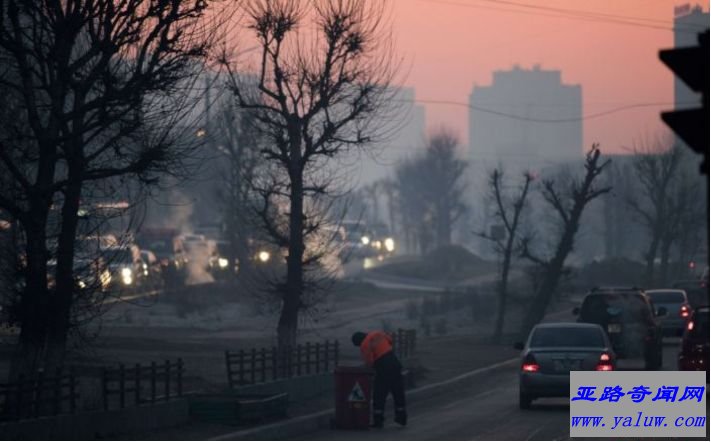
[[530, 327, 605, 348], [580, 293, 650, 323], [648, 291, 684, 304]]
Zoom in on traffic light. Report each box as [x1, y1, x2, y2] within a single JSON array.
[[659, 30, 709, 175]]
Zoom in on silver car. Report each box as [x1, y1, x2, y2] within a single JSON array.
[[515, 322, 616, 409], [645, 289, 690, 336]]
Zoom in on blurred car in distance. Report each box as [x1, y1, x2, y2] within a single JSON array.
[[678, 306, 709, 381]]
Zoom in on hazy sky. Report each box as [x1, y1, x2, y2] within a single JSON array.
[[389, 0, 708, 153]]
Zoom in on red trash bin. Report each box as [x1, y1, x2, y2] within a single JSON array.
[[334, 366, 373, 430]]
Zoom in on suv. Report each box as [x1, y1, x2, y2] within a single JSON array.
[[574, 288, 664, 370]]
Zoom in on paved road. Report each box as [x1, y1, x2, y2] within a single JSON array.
[[301, 342, 682, 441]]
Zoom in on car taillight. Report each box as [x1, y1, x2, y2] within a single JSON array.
[[687, 321, 694, 331], [596, 353, 614, 371], [680, 305, 690, 318], [521, 354, 539, 372]]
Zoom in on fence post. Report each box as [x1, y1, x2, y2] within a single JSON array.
[[334, 340, 340, 367], [259, 347, 267, 382], [15, 374, 24, 420], [250, 349, 256, 384], [305, 342, 311, 374], [287, 346, 292, 378], [177, 358, 183, 397], [239, 350, 245, 386], [165, 360, 170, 400], [150, 362, 156, 404], [260, 348, 267, 383], [34, 368, 44, 418], [296, 345, 302, 376], [102, 368, 109, 411], [271, 347, 278, 381], [53, 367, 62, 415], [315, 342, 321, 374], [324, 341, 330, 372], [119, 364, 125, 409], [224, 351, 232, 388], [69, 368, 76, 414], [135, 364, 141, 406]]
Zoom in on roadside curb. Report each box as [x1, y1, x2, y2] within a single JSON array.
[[210, 357, 519, 441]]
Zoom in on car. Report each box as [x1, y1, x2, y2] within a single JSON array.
[[139, 250, 164, 289], [645, 289, 691, 336], [515, 322, 615, 409], [102, 246, 143, 290], [678, 306, 709, 380], [574, 288, 664, 370], [672, 279, 709, 309], [136, 228, 187, 288]]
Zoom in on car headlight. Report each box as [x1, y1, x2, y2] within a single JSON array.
[[120, 267, 133, 285], [218, 257, 229, 268], [258, 251, 270, 263], [361, 236, 370, 245], [384, 237, 395, 252], [78, 280, 86, 289], [373, 240, 382, 250]]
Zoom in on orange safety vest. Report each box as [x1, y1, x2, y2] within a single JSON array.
[[359, 331, 393, 367]]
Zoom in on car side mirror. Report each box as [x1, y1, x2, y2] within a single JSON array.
[[656, 306, 667, 317], [513, 342, 524, 350], [572, 307, 580, 316]]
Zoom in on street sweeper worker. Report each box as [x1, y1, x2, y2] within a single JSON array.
[[351, 330, 407, 428]]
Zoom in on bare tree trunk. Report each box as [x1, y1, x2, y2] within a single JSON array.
[[521, 231, 574, 338], [278, 136, 304, 349], [494, 239, 514, 341], [436, 201, 452, 247], [47, 177, 83, 370], [644, 234, 660, 287], [659, 235, 673, 286], [10, 212, 50, 380]]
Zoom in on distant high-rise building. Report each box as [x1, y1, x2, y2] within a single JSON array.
[[673, 4, 709, 110], [468, 65, 582, 166]]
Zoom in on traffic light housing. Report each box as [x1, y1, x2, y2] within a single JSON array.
[[659, 30, 709, 175]]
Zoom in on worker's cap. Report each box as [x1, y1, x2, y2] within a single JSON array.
[[351, 332, 367, 346]]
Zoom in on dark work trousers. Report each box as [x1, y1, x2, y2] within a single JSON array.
[[372, 351, 406, 423]]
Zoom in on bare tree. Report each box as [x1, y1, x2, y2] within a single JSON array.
[[393, 129, 467, 253], [0, 0, 220, 376], [222, 0, 399, 347], [519, 146, 611, 336], [425, 130, 467, 248], [211, 94, 266, 281], [626, 137, 682, 286], [395, 156, 432, 254], [479, 169, 532, 342]]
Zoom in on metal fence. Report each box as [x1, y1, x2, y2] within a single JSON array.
[[101, 359, 184, 410], [0, 368, 77, 421], [391, 328, 417, 360], [225, 340, 339, 388]]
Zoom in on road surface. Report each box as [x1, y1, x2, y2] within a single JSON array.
[[300, 342, 682, 440]]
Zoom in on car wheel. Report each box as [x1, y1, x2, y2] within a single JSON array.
[[519, 391, 532, 409]]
